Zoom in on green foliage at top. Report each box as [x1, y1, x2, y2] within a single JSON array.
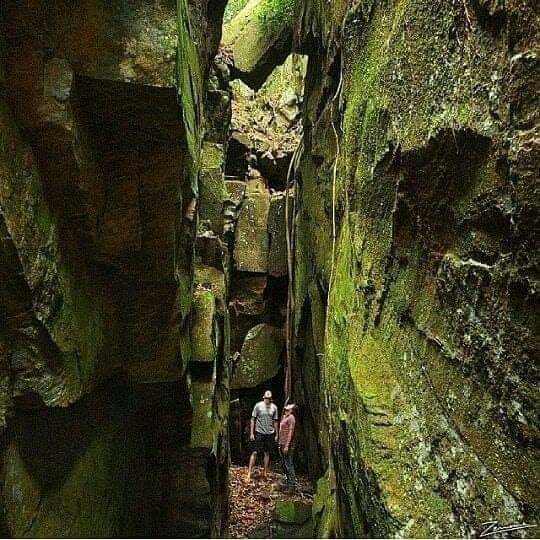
[[257, 0, 295, 34]]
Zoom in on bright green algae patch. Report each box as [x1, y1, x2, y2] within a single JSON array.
[[257, 0, 295, 34]]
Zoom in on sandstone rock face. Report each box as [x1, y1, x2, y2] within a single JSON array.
[[293, 0, 539, 537]]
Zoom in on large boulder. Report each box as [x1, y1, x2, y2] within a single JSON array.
[[232, 323, 283, 389]]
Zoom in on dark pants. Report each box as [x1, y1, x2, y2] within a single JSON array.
[[279, 446, 296, 487]]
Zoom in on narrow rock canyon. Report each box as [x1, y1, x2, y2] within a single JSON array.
[[0, 0, 538, 538]]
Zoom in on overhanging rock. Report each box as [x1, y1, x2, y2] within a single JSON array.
[[223, 0, 295, 90]]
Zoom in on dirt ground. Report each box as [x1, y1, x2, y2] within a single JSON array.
[[228, 464, 313, 538]]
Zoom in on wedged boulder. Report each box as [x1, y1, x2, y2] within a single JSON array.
[[234, 179, 270, 272], [268, 192, 293, 277], [229, 275, 267, 315], [223, 0, 295, 90], [232, 323, 283, 389]]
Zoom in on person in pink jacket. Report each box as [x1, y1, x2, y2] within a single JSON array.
[[278, 404, 297, 491]]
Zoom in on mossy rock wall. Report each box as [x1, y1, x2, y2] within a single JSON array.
[[0, 389, 147, 538], [0, 0, 231, 536], [294, 0, 539, 537]]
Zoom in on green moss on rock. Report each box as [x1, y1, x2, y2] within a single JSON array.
[[293, 0, 539, 536], [199, 142, 226, 234], [223, 0, 295, 89], [273, 500, 312, 524], [190, 289, 217, 363], [190, 380, 219, 449], [232, 323, 284, 389]]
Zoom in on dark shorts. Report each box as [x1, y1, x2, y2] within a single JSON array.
[[254, 432, 274, 454]]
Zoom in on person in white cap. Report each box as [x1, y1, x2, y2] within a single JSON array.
[[247, 390, 279, 481]]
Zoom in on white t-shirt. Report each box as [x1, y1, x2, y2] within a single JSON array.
[[252, 401, 279, 434]]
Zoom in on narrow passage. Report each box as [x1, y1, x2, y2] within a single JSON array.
[[221, 3, 315, 536]]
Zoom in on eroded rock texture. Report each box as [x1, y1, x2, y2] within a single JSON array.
[[292, 0, 539, 537], [0, 0, 230, 536]]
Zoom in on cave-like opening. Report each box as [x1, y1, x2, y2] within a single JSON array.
[[219, 1, 318, 536]]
